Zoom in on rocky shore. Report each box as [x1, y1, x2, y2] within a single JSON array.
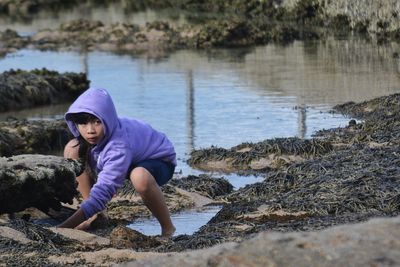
[[0, 1, 399, 266], [0, 91, 399, 266]]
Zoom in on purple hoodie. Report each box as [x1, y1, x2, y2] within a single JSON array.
[[65, 87, 176, 219]]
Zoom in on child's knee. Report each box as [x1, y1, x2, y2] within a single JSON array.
[[130, 167, 156, 194]]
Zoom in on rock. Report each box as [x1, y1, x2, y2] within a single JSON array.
[[0, 69, 89, 112], [117, 215, 400, 267], [0, 118, 71, 157], [0, 226, 31, 244], [0, 154, 82, 214], [49, 227, 110, 246], [48, 248, 162, 266]]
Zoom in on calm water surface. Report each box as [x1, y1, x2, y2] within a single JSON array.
[[1, 34, 400, 234]]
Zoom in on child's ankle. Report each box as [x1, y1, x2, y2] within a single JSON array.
[[162, 225, 176, 238]]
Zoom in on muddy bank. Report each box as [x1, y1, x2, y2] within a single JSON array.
[[0, 69, 89, 112]]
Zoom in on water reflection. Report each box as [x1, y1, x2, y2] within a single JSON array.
[[239, 39, 400, 105], [297, 105, 307, 139], [186, 69, 195, 151]]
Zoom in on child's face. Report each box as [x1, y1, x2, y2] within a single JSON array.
[[77, 118, 105, 145]]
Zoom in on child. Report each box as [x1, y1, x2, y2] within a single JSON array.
[[58, 87, 176, 237]]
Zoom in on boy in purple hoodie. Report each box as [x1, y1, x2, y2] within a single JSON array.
[[58, 87, 176, 237]]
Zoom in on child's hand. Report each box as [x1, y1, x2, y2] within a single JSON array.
[[75, 214, 98, 230]]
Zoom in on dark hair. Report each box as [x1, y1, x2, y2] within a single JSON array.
[[67, 112, 99, 184], [66, 112, 99, 125]]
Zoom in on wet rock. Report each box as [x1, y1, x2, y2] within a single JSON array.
[[0, 69, 89, 112], [0, 118, 71, 157], [0, 154, 82, 214]]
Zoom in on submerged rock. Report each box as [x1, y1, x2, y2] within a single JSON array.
[[0, 154, 82, 214]]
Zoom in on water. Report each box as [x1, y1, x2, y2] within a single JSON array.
[[1, 16, 400, 234], [128, 205, 222, 236]]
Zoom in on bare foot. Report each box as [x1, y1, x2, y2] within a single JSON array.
[[161, 225, 176, 238]]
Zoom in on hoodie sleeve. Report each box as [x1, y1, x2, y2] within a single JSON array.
[[80, 145, 132, 219]]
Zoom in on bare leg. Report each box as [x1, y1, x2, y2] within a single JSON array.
[[64, 139, 98, 230], [64, 139, 93, 199], [130, 167, 176, 237]]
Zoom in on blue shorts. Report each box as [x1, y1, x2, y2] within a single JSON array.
[[129, 159, 175, 186]]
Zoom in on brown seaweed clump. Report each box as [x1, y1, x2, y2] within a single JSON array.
[[316, 93, 400, 144], [188, 137, 333, 173], [169, 174, 233, 199]]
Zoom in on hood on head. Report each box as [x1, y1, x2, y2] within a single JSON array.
[[65, 87, 118, 142]]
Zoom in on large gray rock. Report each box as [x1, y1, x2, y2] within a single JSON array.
[[0, 154, 82, 214], [119, 215, 400, 267]]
